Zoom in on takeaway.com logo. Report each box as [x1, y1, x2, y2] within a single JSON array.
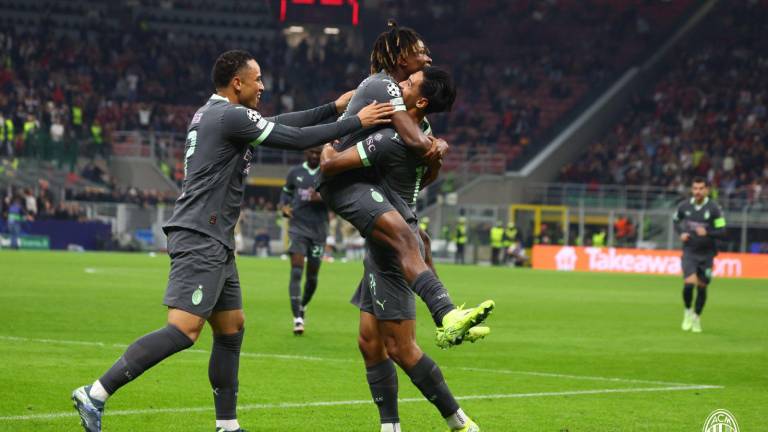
[[542, 246, 744, 278]]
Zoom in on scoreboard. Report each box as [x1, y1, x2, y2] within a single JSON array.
[[278, 0, 360, 26]]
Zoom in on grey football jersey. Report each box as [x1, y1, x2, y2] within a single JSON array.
[[164, 94, 360, 249], [674, 197, 727, 254], [280, 162, 329, 241], [337, 71, 406, 151], [355, 127, 425, 223]]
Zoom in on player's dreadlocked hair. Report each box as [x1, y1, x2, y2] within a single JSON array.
[[370, 19, 428, 75]]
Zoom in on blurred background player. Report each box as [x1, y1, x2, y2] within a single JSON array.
[[454, 216, 468, 265], [674, 177, 727, 333], [322, 67, 484, 432], [279, 146, 329, 335], [70, 50, 393, 432]]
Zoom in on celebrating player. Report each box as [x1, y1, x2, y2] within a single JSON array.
[[279, 146, 329, 335], [71, 49, 393, 432], [322, 67, 483, 432], [317, 21, 494, 349], [674, 177, 727, 333]]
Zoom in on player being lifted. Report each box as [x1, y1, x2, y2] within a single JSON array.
[[322, 67, 482, 432], [71, 50, 393, 432], [674, 177, 727, 333], [279, 146, 329, 335], [317, 21, 494, 349]]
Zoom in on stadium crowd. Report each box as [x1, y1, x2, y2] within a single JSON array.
[[559, 2, 768, 203], [0, 0, 694, 173], [2, 180, 86, 222]]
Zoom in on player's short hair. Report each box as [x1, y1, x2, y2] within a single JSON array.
[[420, 66, 456, 114], [370, 19, 428, 75], [692, 176, 708, 186], [212, 50, 255, 89]]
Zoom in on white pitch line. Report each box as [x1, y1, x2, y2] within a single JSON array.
[[0, 335, 349, 363], [456, 367, 702, 388], [0, 385, 722, 422], [1, 335, 721, 386]]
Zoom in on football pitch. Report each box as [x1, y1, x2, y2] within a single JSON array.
[[0, 250, 765, 431]]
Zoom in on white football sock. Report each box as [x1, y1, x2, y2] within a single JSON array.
[[380, 423, 401, 432], [89, 380, 109, 403], [446, 408, 468, 428], [216, 419, 240, 431]]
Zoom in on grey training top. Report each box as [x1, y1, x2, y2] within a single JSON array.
[[279, 162, 329, 242], [164, 94, 360, 249]]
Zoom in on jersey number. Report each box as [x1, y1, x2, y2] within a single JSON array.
[[184, 130, 197, 178]]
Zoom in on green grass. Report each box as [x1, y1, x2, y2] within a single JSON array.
[[0, 250, 766, 431]]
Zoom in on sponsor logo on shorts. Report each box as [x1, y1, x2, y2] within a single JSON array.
[[192, 285, 204, 306], [702, 409, 739, 432], [376, 299, 387, 310], [371, 189, 384, 203]]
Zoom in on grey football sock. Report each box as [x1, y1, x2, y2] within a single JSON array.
[[209, 329, 244, 420], [366, 359, 399, 424], [99, 324, 193, 394], [405, 354, 459, 417], [289, 266, 303, 318], [411, 271, 455, 326]]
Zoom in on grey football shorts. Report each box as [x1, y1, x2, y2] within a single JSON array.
[[164, 228, 242, 318], [319, 180, 394, 238]]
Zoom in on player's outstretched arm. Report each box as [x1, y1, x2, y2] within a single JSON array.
[[266, 102, 339, 127], [266, 91, 353, 127], [224, 103, 393, 151], [319, 143, 363, 176]]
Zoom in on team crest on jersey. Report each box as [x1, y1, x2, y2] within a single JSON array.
[[704, 210, 710, 219], [246, 109, 262, 123], [386, 81, 401, 97]]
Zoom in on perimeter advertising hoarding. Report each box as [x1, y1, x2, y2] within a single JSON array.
[[532, 245, 768, 279]]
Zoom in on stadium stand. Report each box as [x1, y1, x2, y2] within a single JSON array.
[[559, 1, 768, 204]]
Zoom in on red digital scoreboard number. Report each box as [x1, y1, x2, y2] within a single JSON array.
[[280, 0, 360, 26]]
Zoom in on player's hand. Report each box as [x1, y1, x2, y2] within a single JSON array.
[[680, 233, 690, 242], [424, 136, 449, 162], [422, 157, 442, 189], [357, 102, 394, 127], [334, 90, 355, 114], [695, 226, 707, 236], [320, 143, 338, 168], [281, 205, 293, 219]]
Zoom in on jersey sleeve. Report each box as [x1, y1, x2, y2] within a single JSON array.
[[222, 104, 362, 150], [709, 203, 727, 238], [354, 134, 402, 168], [265, 102, 338, 127], [279, 169, 296, 206], [365, 77, 406, 112], [673, 204, 686, 234]]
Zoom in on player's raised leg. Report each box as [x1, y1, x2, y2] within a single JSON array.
[[371, 211, 495, 347], [72, 308, 200, 432]]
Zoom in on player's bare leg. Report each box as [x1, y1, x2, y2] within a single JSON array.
[[358, 312, 400, 432], [378, 319, 480, 431], [370, 211, 494, 348]]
